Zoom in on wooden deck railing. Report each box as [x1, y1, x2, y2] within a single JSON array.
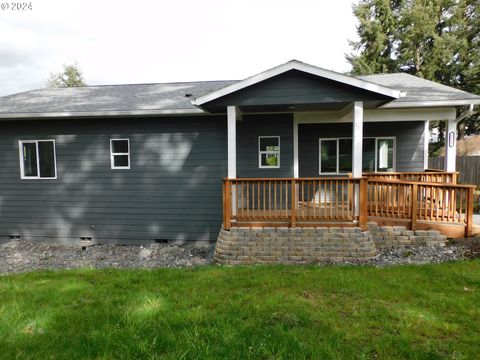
[[362, 171, 458, 184], [367, 178, 475, 236], [223, 178, 367, 230], [223, 175, 475, 237]]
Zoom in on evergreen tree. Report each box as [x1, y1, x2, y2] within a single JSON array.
[[347, 0, 480, 145]]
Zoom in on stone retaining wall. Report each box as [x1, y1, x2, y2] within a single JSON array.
[[214, 223, 449, 265], [368, 223, 447, 248], [214, 227, 376, 265]]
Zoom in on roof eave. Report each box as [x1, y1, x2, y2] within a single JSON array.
[[0, 108, 206, 119], [380, 99, 480, 109], [192, 60, 402, 106]]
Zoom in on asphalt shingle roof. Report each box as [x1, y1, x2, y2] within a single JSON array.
[[0, 72, 478, 117], [0, 81, 236, 115], [358, 73, 480, 103]]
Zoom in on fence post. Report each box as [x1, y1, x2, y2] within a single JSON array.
[[466, 186, 474, 237], [358, 178, 368, 230], [224, 179, 232, 230], [291, 179, 296, 227], [411, 183, 418, 231]]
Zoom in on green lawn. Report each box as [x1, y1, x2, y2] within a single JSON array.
[[1, 262, 479, 359]]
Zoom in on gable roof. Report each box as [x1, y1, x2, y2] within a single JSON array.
[[358, 73, 480, 108], [0, 60, 479, 119], [192, 60, 402, 106]]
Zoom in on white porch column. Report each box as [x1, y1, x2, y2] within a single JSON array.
[[444, 119, 457, 172], [424, 121, 429, 170], [352, 102, 364, 177], [352, 102, 363, 218], [293, 116, 299, 178], [227, 106, 239, 178]]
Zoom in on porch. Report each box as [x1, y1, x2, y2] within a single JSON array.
[[222, 172, 476, 238]]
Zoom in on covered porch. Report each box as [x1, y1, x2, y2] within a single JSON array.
[[219, 102, 474, 237], [192, 60, 477, 238], [222, 172, 475, 238]]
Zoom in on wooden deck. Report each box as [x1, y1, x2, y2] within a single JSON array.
[[223, 172, 475, 238]]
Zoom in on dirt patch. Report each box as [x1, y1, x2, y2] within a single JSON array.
[[448, 237, 480, 259]]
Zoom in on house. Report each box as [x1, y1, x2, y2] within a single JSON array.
[[0, 60, 479, 252]]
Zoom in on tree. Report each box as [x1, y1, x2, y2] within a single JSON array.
[[347, 0, 480, 147], [47, 63, 86, 88]]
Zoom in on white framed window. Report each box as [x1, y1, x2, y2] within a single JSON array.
[[319, 137, 395, 174], [319, 138, 353, 174], [18, 140, 57, 179], [110, 139, 130, 169], [376, 137, 395, 172], [258, 136, 280, 168]]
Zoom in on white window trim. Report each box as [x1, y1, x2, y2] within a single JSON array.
[[110, 138, 131, 169], [258, 136, 280, 169], [18, 139, 57, 180], [318, 136, 396, 174]]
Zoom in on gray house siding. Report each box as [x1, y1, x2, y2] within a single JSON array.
[[0, 116, 227, 244], [298, 121, 425, 177], [236, 114, 294, 178]]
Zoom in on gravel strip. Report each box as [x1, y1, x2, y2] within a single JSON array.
[[344, 245, 468, 267], [0, 241, 214, 275], [0, 239, 478, 275]]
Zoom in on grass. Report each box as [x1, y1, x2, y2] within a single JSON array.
[[1, 262, 480, 359]]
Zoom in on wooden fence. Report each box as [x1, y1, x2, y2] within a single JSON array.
[[429, 156, 480, 186]]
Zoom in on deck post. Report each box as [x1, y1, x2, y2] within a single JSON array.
[[444, 119, 457, 172], [291, 179, 296, 227], [452, 172, 458, 184], [466, 186, 474, 237], [411, 183, 418, 231], [359, 178, 367, 230], [224, 179, 232, 230]]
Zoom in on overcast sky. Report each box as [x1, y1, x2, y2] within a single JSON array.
[[0, 0, 358, 96]]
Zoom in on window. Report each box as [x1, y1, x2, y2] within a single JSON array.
[[319, 137, 395, 174], [376, 138, 395, 172], [362, 138, 376, 172], [319, 139, 337, 173], [259, 136, 280, 168], [19, 140, 57, 179], [110, 139, 130, 169], [319, 138, 353, 174]]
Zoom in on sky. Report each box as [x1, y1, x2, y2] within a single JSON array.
[[0, 0, 359, 96]]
